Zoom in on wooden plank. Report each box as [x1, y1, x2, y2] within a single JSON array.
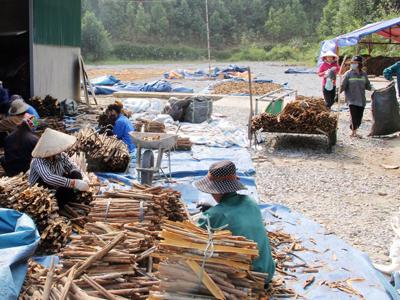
[[185, 260, 225, 300], [113, 91, 225, 100]]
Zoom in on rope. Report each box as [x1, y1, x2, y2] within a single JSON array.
[[196, 215, 228, 288]]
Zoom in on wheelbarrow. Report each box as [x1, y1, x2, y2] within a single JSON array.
[[130, 132, 178, 185]]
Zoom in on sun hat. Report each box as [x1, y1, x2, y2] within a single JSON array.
[[194, 160, 246, 194], [31, 128, 76, 158], [9, 99, 29, 115], [21, 113, 39, 131], [321, 51, 338, 59]]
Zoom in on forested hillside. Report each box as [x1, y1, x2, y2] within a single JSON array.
[[81, 0, 399, 62]]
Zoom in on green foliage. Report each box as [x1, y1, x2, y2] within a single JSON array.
[[81, 11, 112, 61], [265, 0, 310, 42], [81, 0, 399, 62]]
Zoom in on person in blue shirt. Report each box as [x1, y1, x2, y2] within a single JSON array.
[[383, 61, 400, 97], [108, 103, 135, 152]]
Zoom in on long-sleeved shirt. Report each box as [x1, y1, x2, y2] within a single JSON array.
[[383, 62, 400, 96], [113, 114, 135, 152], [340, 70, 372, 107], [29, 152, 79, 188], [26, 105, 40, 119], [198, 192, 276, 283], [3, 125, 38, 176], [318, 61, 340, 87], [0, 115, 25, 133]]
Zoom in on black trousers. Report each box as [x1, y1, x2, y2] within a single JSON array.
[[323, 87, 336, 108], [37, 171, 82, 208], [349, 105, 364, 130]]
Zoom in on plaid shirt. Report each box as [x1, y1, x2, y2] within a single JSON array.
[[29, 152, 78, 188]]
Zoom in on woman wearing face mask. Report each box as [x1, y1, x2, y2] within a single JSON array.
[[318, 51, 340, 109], [340, 56, 372, 138]]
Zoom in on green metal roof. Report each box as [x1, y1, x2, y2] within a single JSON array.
[[33, 0, 81, 47]]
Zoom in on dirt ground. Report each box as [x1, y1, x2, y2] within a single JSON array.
[[89, 61, 399, 264]]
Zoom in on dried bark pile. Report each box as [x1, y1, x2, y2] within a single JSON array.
[[252, 97, 337, 135], [90, 184, 188, 229], [20, 222, 159, 300], [175, 137, 192, 151], [69, 127, 130, 172], [135, 118, 166, 133], [213, 81, 281, 95], [150, 220, 269, 300], [19, 260, 98, 300], [28, 95, 60, 117], [0, 174, 71, 253]]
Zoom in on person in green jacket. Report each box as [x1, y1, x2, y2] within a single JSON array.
[[383, 61, 400, 97], [195, 160, 276, 285]]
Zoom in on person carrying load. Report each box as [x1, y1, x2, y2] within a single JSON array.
[[318, 51, 340, 109], [29, 128, 89, 207], [194, 160, 276, 285]]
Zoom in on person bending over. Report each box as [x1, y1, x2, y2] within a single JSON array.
[[107, 103, 135, 152], [29, 128, 89, 207], [195, 160, 276, 285]]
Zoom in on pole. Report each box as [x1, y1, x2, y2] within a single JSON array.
[[248, 67, 253, 147], [205, 0, 211, 77]]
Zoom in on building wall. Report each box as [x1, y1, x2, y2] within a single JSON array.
[[30, 0, 81, 100], [32, 44, 80, 100], [32, 0, 81, 47]]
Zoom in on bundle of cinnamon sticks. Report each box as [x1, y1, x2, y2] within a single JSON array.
[[61, 221, 157, 299], [174, 137, 192, 151], [150, 220, 268, 300], [0, 174, 72, 253], [90, 183, 188, 229], [135, 119, 166, 133], [69, 127, 130, 172]]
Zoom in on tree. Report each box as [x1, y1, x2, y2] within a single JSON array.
[[134, 4, 151, 41], [265, 0, 310, 42], [81, 11, 112, 61], [150, 3, 169, 38]]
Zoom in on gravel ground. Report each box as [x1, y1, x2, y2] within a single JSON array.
[[91, 61, 399, 264]]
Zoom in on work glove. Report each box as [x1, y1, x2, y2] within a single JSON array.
[[196, 199, 216, 213], [71, 179, 89, 192]]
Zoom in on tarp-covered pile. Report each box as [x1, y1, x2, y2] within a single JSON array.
[[90, 77, 194, 95], [164, 64, 249, 80]]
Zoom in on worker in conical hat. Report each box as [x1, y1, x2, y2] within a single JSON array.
[[29, 128, 89, 207], [194, 160, 275, 285]]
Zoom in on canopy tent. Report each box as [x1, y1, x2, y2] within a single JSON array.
[[320, 16, 400, 60]]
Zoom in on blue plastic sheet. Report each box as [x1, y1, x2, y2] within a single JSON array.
[[90, 78, 194, 95], [284, 67, 317, 74], [91, 75, 120, 86], [261, 204, 398, 299], [0, 209, 40, 300]]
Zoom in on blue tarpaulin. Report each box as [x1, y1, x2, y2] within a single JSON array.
[[320, 17, 400, 62], [0, 209, 40, 300], [261, 204, 398, 299], [90, 77, 194, 95]]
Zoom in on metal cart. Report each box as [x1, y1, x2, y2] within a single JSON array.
[[130, 132, 178, 185]]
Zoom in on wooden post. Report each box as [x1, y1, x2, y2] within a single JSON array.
[[247, 67, 254, 147]]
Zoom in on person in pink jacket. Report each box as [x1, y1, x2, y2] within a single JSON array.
[[319, 51, 340, 109]]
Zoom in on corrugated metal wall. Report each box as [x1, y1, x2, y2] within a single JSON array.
[[33, 0, 81, 47]]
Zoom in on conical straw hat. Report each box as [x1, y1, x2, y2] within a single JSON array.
[[32, 128, 77, 158]]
